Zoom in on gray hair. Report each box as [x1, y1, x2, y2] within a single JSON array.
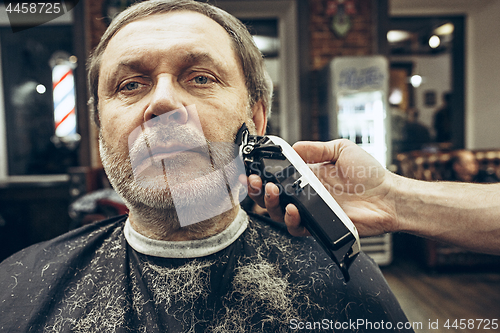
[[87, 0, 273, 127]]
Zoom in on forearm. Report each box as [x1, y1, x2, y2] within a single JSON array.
[[392, 174, 500, 254]]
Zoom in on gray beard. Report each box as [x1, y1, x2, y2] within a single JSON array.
[[99, 124, 246, 232]]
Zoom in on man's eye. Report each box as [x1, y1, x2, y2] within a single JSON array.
[[122, 82, 141, 91], [193, 76, 211, 85]]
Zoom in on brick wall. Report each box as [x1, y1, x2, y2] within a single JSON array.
[[309, 0, 375, 71], [86, 0, 108, 52]]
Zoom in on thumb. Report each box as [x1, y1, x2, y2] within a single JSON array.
[[292, 139, 356, 164]]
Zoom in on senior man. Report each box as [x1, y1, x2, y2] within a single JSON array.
[[0, 1, 413, 332]]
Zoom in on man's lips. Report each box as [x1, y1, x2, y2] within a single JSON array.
[[131, 142, 208, 176]]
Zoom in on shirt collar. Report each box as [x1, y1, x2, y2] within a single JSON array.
[[124, 208, 248, 258]]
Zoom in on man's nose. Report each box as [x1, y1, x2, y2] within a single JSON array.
[[144, 75, 188, 124]]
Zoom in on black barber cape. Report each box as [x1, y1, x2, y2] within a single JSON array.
[[0, 209, 413, 332]]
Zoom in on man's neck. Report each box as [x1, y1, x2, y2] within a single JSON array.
[[128, 205, 239, 241]]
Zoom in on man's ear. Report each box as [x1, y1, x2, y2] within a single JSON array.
[[251, 100, 267, 136]]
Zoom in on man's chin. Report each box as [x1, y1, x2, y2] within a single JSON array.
[[121, 182, 174, 211], [125, 171, 242, 227], [133, 172, 169, 191], [133, 159, 213, 187], [127, 173, 220, 204]]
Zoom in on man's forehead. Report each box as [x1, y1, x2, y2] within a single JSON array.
[[109, 10, 231, 47], [100, 11, 237, 69]]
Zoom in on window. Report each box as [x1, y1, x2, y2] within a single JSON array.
[[0, 25, 78, 176]]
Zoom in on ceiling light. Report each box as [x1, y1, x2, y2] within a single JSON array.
[[410, 75, 422, 88], [434, 23, 454, 35], [429, 35, 440, 48], [389, 89, 403, 105], [36, 84, 46, 94], [387, 30, 411, 43]]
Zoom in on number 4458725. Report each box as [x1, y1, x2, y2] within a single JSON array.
[[5, 2, 62, 14], [444, 319, 498, 330]]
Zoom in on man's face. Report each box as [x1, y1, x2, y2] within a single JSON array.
[[96, 11, 265, 218], [455, 152, 479, 182]]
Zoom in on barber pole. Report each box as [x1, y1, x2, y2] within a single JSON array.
[[52, 63, 77, 137]]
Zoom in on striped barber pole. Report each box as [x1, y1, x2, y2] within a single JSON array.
[[52, 63, 77, 137]]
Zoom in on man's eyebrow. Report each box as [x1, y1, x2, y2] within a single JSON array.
[[112, 59, 154, 77], [181, 52, 230, 75], [184, 52, 218, 65], [101, 60, 151, 89]]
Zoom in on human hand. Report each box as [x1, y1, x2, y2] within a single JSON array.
[[247, 139, 398, 237]]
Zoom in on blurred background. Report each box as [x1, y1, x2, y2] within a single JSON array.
[[0, 1, 499, 330]]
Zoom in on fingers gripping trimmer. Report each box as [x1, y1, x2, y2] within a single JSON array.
[[236, 124, 360, 282]]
